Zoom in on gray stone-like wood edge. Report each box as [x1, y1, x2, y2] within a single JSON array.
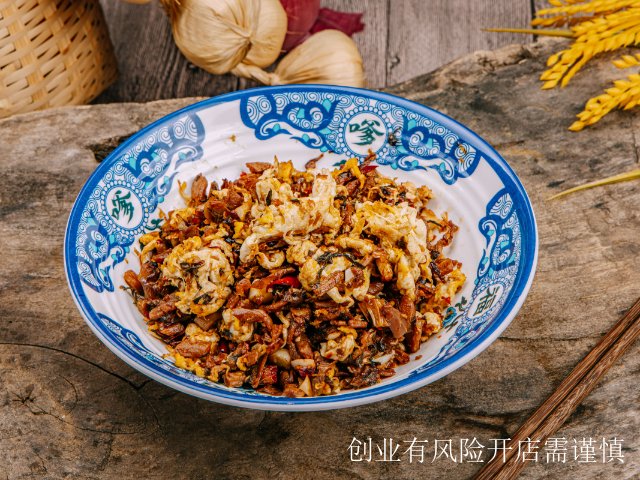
[[1, 39, 638, 479]]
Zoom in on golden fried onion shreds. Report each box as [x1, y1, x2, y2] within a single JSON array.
[[124, 157, 465, 396]]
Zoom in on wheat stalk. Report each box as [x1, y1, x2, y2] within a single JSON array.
[[490, 1, 640, 132], [490, 1, 640, 196], [541, 8, 640, 89], [613, 52, 640, 67], [570, 72, 640, 129], [549, 169, 640, 198], [534, 0, 637, 27]]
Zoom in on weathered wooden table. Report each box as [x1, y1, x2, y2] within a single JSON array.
[[98, 0, 537, 101], [1, 40, 638, 479]]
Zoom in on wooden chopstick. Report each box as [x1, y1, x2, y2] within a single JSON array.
[[474, 296, 640, 480]]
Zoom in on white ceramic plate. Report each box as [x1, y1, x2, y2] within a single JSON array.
[[64, 85, 538, 411]]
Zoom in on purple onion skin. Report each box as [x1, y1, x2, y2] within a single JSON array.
[[280, 0, 321, 52]]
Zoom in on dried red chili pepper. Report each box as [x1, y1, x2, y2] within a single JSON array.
[[270, 276, 302, 289]]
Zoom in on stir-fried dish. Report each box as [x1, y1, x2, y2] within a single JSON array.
[[123, 157, 465, 397]]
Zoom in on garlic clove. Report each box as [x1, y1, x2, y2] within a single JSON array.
[[274, 29, 365, 87], [168, 0, 250, 75], [269, 348, 291, 369], [163, 0, 286, 76], [242, 0, 287, 68], [299, 375, 313, 397], [232, 29, 365, 87]]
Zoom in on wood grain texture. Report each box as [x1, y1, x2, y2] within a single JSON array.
[[96, 1, 238, 103], [534, 0, 551, 14], [322, 0, 389, 88], [1, 40, 639, 479], [96, 0, 537, 101], [475, 298, 640, 479], [387, 0, 534, 85], [97, 0, 387, 101]]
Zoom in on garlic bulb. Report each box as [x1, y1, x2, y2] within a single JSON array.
[[232, 30, 365, 87], [161, 0, 287, 75]]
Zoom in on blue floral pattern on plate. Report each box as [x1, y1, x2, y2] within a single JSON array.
[[417, 189, 521, 371], [75, 112, 205, 292], [240, 91, 484, 184], [65, 85, 537, 410]]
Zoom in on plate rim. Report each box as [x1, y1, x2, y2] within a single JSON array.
[[64, 84, 538, 411]]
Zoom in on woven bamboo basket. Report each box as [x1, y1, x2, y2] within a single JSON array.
[[0, 0, 118, 118]]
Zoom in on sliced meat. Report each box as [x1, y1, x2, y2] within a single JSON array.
[[262, 300, 289, 312], [294, 334, 314, 359], [398, 295, 416, 324], [313, 271, 344, 297], [345, 267, 365, 289], [175, 338, 211, 358], [124, 270, 143, 295], [148, 298, 177, 321], [250, 355, 268, 389], [367, 281, 385, 295], [157, 322, 185, 339], [283, 383, 306, 398], [373, 250, 393, 282], [224, 371, 246, 388], [406, 316, 425, 354], [381, 304, 410, 339], [340, 202, 354, 232], [349, 365, 380, 388], [359, 296, 388, 328], [245, 162, 272, 174], [204, 199, 227, 223], [290, 307, 311, 324], [138, 261, 161, 299], [345, 178, 360, 196], [237, 349, 263, 370], [183, 224, 199, 239], [226, 186, 245, 209], [259, 365, 278, 385], [248, 267, 296, 305], [231, 308, 274, 334], [258, 385, 283, 396], [190, 174, 208, 205], [234, 172, 261, 194], [315, 307, 349, 322], [435, 257, 462, 277], [234, 278, 252, 297], [348, 318, 368, 329], [194, 312, 221, 331], [282, 288, 305, 305]]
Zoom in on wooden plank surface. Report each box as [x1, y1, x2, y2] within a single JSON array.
[[323, 0, 390, 88], [97, 0, 537, 101], [386, 0, 533, 85], [96, 0, 238, 103], [1, 40, 638, 479]]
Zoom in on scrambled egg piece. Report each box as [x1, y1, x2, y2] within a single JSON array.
[[220, 309, 254, 342], [239, 165, 341, 263], [435, 268, 466, 303], [298, 248, 370, 306], [286, 240, 318, 265], [184, 323, 220, 345], [138, 232, 160, 262], [167, 206, 196, 230], [354, 201, 431, 299], [320, 327, 357, 361], [161, 236, 234, 316]]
